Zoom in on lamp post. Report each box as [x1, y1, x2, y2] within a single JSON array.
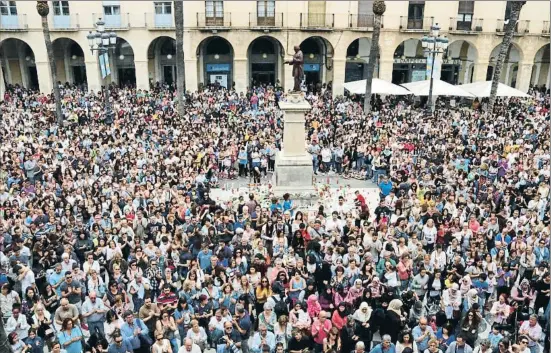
[[421, 23, 449, 113], [87, 19, 117, 124]]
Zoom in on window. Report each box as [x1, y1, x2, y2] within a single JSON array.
[[407, 1, 425, 20], [407, 1, 424, 29], [154, 2, 171, 15], [0, 1, 17, 16], [457, 1, 473, 22], [53, 1, 70, 16], [205, 0, 223, 17], [104, 5, 120, 15], [357, 0, 374, 27], [257, 0, 275, 18]]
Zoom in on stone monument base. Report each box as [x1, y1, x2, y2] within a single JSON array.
[[271, 152, 318, 204]]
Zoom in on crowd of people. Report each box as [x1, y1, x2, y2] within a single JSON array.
[[0, 80, 549, 353]]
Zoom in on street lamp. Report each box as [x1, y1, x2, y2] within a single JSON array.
[[421, 23, 449, 113], [87, 18, 118, 124]]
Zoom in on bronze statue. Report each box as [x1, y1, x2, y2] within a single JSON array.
[[285, 45, 304, 92]]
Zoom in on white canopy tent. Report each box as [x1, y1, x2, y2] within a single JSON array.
[[343, 78, 411, 95], [401, 79, 474, 97], [458, 81, 530, 98]]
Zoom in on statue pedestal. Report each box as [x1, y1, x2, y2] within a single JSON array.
[[272, 93, 317, 202]]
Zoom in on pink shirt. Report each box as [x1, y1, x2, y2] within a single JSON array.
[[311, 318, 332, 344]]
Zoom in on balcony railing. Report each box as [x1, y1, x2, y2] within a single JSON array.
[[145, 12, 174, 29], [197, 12, 231, 27], [92, 13, 130, 29], [0, 14, 28, 31], [496, 19, 530, 34], [348, 14, 384, 29], [400, 16, 434, 31], [543, 20, 550, 36], [49, 13, 79, 31], [448, 17, 483, 32], [300, 13, 334, 29], [249, 12, 283, 28]]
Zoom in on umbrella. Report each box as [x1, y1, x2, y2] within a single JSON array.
[[458, 81, 530, 98], [343, 78, 411, 95], [401, 79, 474, 97]]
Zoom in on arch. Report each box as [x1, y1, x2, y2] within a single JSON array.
[[530, 44, 550, 88], [299, 36, 334, 88], [344, 37, 372, 82], [0, 38, 38, 89], [392, 38, 426, 84], [51, 37, 87, 86], [147, 36, 177, 85], [196, 36, 235, 88], [246, 36, 284, 87], [443, 40, 479, 84], [112, 38, 136, 86], [487, 42, 523, 87]]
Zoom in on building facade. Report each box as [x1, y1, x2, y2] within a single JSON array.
[[0, 0, 549, 96]]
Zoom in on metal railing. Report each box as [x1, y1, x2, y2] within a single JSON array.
[[249, 12, 283, 27], [196, 12, 231, 27], [92, 13, 130, 29], [145, 12, 174, 29], [542, 20, 549, 35], [448, 17, 483, 32], [0, 14, 28, 31], [349, 14, 383, 29], [49, 13, 79, 31], [496, 19, 530, 34], [400, 16, 434, 31], [300, 13, 334, 29]]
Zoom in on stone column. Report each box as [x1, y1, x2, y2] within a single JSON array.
[[35, 61, 52, 93], [473, 61, 489, 82], [85, 59, 101, 92], [332, 58, 346, 98], [517, 61, 533, 92], [273, 94, 316, 197], [184, 58, 198, 92], [233, 58, 247, 93], [135, 60, 149, 90], [378, 59, 394, 82]]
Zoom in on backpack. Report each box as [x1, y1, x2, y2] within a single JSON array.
[[271, 295, 289, 318]]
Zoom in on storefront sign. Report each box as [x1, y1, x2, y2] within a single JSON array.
[[206, 63, 231, 72], [304, 64, 320, 72], [394, 57, 462, 66]]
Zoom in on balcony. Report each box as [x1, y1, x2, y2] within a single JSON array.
[[300, 13, 334, 30], [543, 21, 550, 36], [249, 12, 283, 29], [92, 13, 130, 30], [348, 14, 384, 31], [0, 14, 28, 31], [145, 13, 174, 30], [496, 19, 530, 35], [196, 12, 231, 29], [49, 13, 79, 31], [400, 16, 434, 32], [448, 17, 483, 33]]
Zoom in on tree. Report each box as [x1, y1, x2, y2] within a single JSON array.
[[488, 1, 525, 112], [174, 0, 186, 115], [363, 0, 386, 113], [37, 1, 63, 126]]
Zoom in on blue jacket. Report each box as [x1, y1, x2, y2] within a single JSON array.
[[369, 343, 396, 353], [120, 319, 149, 350]]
